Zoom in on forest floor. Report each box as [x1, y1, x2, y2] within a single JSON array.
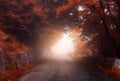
[[83, 57, 120, 81]]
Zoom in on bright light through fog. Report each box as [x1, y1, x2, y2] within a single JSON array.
[[51, 33, 74, 57], [78, 5, 84, 11]]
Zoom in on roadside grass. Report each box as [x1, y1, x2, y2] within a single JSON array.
[[93, 63, 120, 81], [0, 63, 37, 81], [0, 59, 46, 81]]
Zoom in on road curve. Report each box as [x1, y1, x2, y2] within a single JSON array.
[[19, 59, 114, 81]]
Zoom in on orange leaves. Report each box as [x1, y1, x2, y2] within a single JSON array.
[[0, 31, 31, 55], [69, 27, 82, 39], [21, 0, 39, 6], [0, 0, 99, 23], [56, 0, 80, 16], [33, 6, 42, 15], [86, 0, 98, 5], [5, 40, 30, 55], [56, 0, 98, 16]]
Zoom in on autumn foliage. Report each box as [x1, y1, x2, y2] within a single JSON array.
[[0, 0, 120, 80]]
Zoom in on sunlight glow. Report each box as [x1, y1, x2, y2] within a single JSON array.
[[78, 5, 84, 11], [51, 33, 74, 57]]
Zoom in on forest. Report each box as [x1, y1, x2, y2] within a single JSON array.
[[0, 0, 120, 81]]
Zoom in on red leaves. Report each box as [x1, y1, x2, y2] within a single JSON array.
[[56, 0, 99, 16], [56, 0, 80, 16], [0, 31, 31, 55]]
